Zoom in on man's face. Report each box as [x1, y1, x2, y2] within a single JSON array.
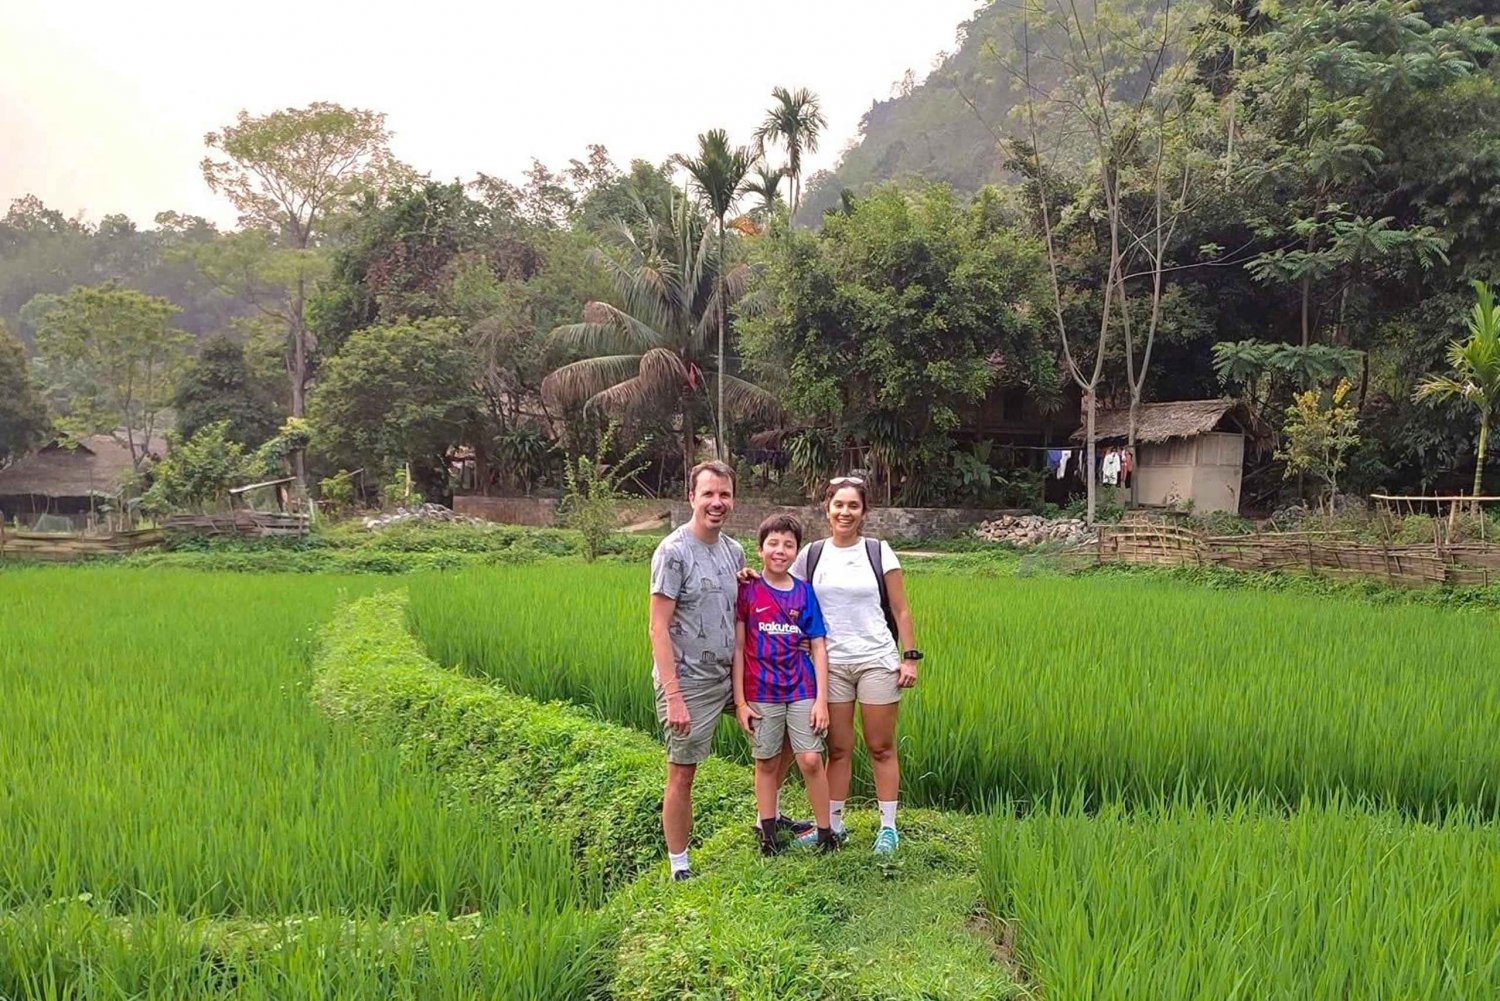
[[759, 531, 798, 574], [690, 473, 735, 531]]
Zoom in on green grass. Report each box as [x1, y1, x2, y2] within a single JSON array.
[[981, 798, 1500, 999], [0, 568, 606, 1000], [410, 564, 1500, 814]]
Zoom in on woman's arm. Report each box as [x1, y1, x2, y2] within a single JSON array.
[[885, 569, 920, 688]]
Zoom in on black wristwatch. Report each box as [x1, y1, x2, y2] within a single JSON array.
[[902, 649, 924, 662]]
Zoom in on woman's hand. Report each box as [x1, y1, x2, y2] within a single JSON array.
[[810, 699, 829, 735], [735, 701, 761, 736], [897, 660, 919, 689]]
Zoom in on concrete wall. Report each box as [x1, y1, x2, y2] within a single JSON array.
[[455, 494, 1021, 540]]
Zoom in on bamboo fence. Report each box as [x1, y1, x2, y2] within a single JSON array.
[[0, 527, 164, 562], [1091, 524, 1498, 588]]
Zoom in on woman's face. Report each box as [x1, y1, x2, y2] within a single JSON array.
[[827, 486, 865, 535]]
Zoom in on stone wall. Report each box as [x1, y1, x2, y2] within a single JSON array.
[[455, 493, 1022, 540]]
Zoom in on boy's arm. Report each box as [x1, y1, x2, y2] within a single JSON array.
[[732, 621, 759, 734]]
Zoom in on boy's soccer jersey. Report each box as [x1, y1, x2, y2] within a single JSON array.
[[736, 577, 827, 703]]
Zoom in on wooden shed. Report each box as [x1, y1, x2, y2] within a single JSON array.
[[0, 435, 161, 529], [1072, 399, 1264, 515]]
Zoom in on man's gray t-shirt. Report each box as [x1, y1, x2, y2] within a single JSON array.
[[650, 524, 745, 689]]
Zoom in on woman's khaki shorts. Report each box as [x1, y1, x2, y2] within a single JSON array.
[[827, 657, 901, 705]]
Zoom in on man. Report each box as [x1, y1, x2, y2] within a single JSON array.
[[650, 460, 743, 880]]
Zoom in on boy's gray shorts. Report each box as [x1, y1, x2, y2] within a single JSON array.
[[748, 699, 824, 759], [655, 679, 732, 765]]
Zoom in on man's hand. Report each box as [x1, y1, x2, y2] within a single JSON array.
[[666, 692, 693, 735], [897, 661, 919, 689], [810, 699, 829, 735], [735, 702, 761, 736], [735, 566, 761, 584]]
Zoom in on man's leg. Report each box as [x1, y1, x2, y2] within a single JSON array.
[[663, 761, 697, 854]]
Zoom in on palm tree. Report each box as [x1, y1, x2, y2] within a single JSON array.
[[742, 164, 786, 230], [543, 193, 777, 484], [754, 87, 826, 217], [676, 129, 753, 460], [1415, 279, 1500, 510]]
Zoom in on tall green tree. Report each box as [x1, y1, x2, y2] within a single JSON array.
[[739, 183, 1052, 503], [0, 320, 47, 465], [173, 335, 282, 447], [754, 87, 827, 217], [742, 165, 786, 229], [307, 317, 479, 501], [676, 130, 754, 458], [200, 103, 407, 424], [1415, 280, 1500, 507], [543, 194, 776, 485], [31, 284, 189, 469]]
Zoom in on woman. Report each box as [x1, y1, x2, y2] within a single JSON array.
[[791, 477, 921, 854]]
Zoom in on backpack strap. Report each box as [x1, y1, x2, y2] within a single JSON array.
[[805, 538, 826, 582], [864, 538, 899, 646]]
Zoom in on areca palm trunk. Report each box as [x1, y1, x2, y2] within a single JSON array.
[[1474, 414, 1489, 514], [717, 222, 727, 461]]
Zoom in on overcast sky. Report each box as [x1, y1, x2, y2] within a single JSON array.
[[1, 0, 981, 228]]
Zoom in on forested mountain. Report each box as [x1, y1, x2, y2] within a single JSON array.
[[795, 1, 1042, 225]]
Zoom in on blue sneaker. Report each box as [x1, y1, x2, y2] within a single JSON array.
[[873, 826, 900, 855], [796, 826, 848, 848]]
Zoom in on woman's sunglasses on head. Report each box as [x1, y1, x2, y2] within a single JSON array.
[[828, 476, 865, 486]]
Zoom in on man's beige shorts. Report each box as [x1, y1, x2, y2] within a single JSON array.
[[747, 699, 824, 759], [827, 657, 902, 705], [654, 679, 732, 765]]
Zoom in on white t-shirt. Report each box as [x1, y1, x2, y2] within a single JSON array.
[[792, 537, 901, 666]]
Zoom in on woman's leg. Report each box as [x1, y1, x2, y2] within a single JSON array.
[[860, 701, 901, 806], [825, 700, 858, 804], [793, 752, 830, 829]]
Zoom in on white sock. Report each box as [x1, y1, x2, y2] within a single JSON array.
[[668, 849, 691, 875], [878, 800, 898, 830], [829, 800, 846, 833]]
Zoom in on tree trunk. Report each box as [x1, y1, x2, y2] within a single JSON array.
[[682, 400, 696, 493], [1085, 394, 1098, 524], [290, 275, 309, 499], [717, 225, 727, 461], [1474, 413, 1489, 515]]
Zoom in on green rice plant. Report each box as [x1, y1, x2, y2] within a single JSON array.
[[409, 565, 1500, 813], [980, 797, 1500, 999], [0, 568, 606, 1000]]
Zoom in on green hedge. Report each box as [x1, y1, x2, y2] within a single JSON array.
[[312, 591, 746, 890]]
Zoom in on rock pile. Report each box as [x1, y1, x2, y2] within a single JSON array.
[[975, 514, 1094, 547], [363, 503, 488, 530]]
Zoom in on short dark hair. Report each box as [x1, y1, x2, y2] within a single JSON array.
[[688, 460, 736, 497], [757, 513, 804, 548]]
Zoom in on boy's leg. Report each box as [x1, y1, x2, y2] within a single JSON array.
[[794, 752, 830, 829], [750, 702, 791, 855], [753, 758, 782, 828]]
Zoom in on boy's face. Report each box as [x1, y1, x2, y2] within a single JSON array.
[[759, 531, 798, 575]]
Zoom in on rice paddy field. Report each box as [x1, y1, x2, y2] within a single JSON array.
[[410, 564, 1500, 814], [0, 568, 605, 1000], [8, 549, 1500, 999]]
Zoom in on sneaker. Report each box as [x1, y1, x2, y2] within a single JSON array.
[[816, 829, 842, 854], [872, 826, 900, 855], [796, 825, 846, 848], [672, 868, 696, 882], [759, 821, 787, 857], [750, 815, 814, 837]]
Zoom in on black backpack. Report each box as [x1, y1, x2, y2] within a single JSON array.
[[804, 537, 899, 644]]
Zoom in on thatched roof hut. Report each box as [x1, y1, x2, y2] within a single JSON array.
[[1069, 399, 1266, 515], [0, 435, 164, 525], [1071, 399, 1266, 446]]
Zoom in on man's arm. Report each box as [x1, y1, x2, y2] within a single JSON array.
[[650, 594, 691, 734]]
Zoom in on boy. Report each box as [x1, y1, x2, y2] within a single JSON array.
[[732, 514, 839, 855]]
